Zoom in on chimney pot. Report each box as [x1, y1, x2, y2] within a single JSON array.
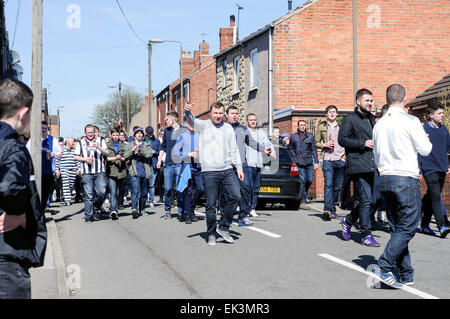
[[230, 15, 235, 26]]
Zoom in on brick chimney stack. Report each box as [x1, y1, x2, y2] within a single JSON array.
[[181, 51, 195, 77], [219, 15, 237, 52]]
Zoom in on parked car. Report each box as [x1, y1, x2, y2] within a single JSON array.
[[257, 145, 302, 210]]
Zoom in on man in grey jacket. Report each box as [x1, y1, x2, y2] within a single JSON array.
[[184, 102, 243, 246]]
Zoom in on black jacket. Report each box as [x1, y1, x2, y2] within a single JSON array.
[[338, 108, 376, 175], [288, 131, 318, 167], [0, 122, 47, 268]]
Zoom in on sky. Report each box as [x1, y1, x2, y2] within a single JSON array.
[[5, 0, 307, 137]]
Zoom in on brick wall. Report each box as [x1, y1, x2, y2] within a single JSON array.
[[271, 0, 450, 201], [188, 61, 216, 117], [273, 0, 450, 112]]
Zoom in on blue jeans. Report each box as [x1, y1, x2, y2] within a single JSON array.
[[203, 169, 241, 235], [322, 160, 346, 213], [130, 176, 148, 211], [164, 164, 183, 214], [81, 173, 107, 220], [147, 166, 159, 203], [298, 165, 314, 201], [344, 172, 374, 237], [378, 175, 421, 281], [107, 177, 123, 212], [239, 165, 262, 218], [184, 165, 204, 216]]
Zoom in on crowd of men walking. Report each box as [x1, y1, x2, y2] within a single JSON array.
[[0, 78, 449, 298]]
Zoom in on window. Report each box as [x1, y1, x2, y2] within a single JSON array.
[[173, 92, 178, 110], [184, 83, 189, 103], [223, 59, 227, 86], [165, 93, 169, 113], [233, 56, 240, 93], [250, 49, 258, 89]]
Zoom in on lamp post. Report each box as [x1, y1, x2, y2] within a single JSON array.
[[150, 39, 184, 123]]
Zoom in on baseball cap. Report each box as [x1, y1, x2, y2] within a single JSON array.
[[145, 126, 154, 134], [133, 127, 144, 136], [280, 133, 290, 138]]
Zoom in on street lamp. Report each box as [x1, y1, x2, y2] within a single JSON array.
[[150, 39, 184, 123]]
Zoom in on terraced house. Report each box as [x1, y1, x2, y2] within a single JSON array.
[[214, 0, 449, 199]]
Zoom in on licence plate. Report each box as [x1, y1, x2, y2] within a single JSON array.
[[260, 186, 280, 193]]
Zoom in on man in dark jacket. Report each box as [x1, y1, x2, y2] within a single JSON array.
[[288, 120, 319, 203], [144, 126, 161, 208], [0, 79, 47, 298], [338, 88, 379, 247]]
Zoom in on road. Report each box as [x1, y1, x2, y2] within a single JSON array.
[[51, 200, 449, 299]]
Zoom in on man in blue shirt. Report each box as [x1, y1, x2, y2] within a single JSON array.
[[144, 126, 161, 208], [418, 102, 450, 238], [157, 111, 185, 220], [173, 120, 202, 224]]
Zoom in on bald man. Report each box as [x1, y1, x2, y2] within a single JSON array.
[[55, 138, 81, 206]]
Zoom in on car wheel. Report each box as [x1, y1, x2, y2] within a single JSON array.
[[285, 200, 300, 210]]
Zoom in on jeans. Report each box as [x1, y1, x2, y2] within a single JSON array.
[[0, 260, 31, 299], [148, 166, 159, 203], [164, 164, 183, 214], [203, 169, 241, 235], [378, 175, 421, 280], [322, 160, 346, 213], [371, 171, 385, 217], [298, 165, 314, 200], [421, 172, 447, 229], [130, 176, 148, 211], [344, 172, 374, 237], [82, 173, 107, 220], [240, 165, 262, 218], [108, 177, 123, 212], [185, 166, 204, 216]]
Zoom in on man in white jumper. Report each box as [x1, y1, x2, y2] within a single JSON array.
[[184, 102, 243, 246], [373, 84, 432, 288]]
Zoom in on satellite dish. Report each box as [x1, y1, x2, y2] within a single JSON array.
[[7, 50, 20, 65]]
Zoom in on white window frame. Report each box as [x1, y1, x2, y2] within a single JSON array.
[[184, 83, 189, 103], [165, 93, 169, 113], [250, 48, 258, 89], [233, 56, 240, 94]]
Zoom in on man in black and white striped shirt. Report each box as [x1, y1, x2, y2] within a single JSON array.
[[75, 124, 109, 222], [55, 137, 81, 206]]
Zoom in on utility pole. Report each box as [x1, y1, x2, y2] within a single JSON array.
[[148, 41, 154, 129], [31, 0, 43, 198]]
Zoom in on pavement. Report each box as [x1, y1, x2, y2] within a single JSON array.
[[29, 199, 336, 299], [30, 210, 70, 299]]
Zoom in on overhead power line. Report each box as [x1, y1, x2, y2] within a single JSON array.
[[11, 0, 22, 49], [114, 0, 146, 45]]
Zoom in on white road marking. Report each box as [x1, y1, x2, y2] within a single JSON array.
[[195, 212, 281, 238], [318, 253, 439, 299], [245, 226, 282, 238]]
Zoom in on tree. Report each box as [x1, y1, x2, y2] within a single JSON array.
[[92, 87, 144, 135]]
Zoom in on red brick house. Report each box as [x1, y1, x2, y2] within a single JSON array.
[[265, 0, 449, 199], [155, 41, 216, 128]]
